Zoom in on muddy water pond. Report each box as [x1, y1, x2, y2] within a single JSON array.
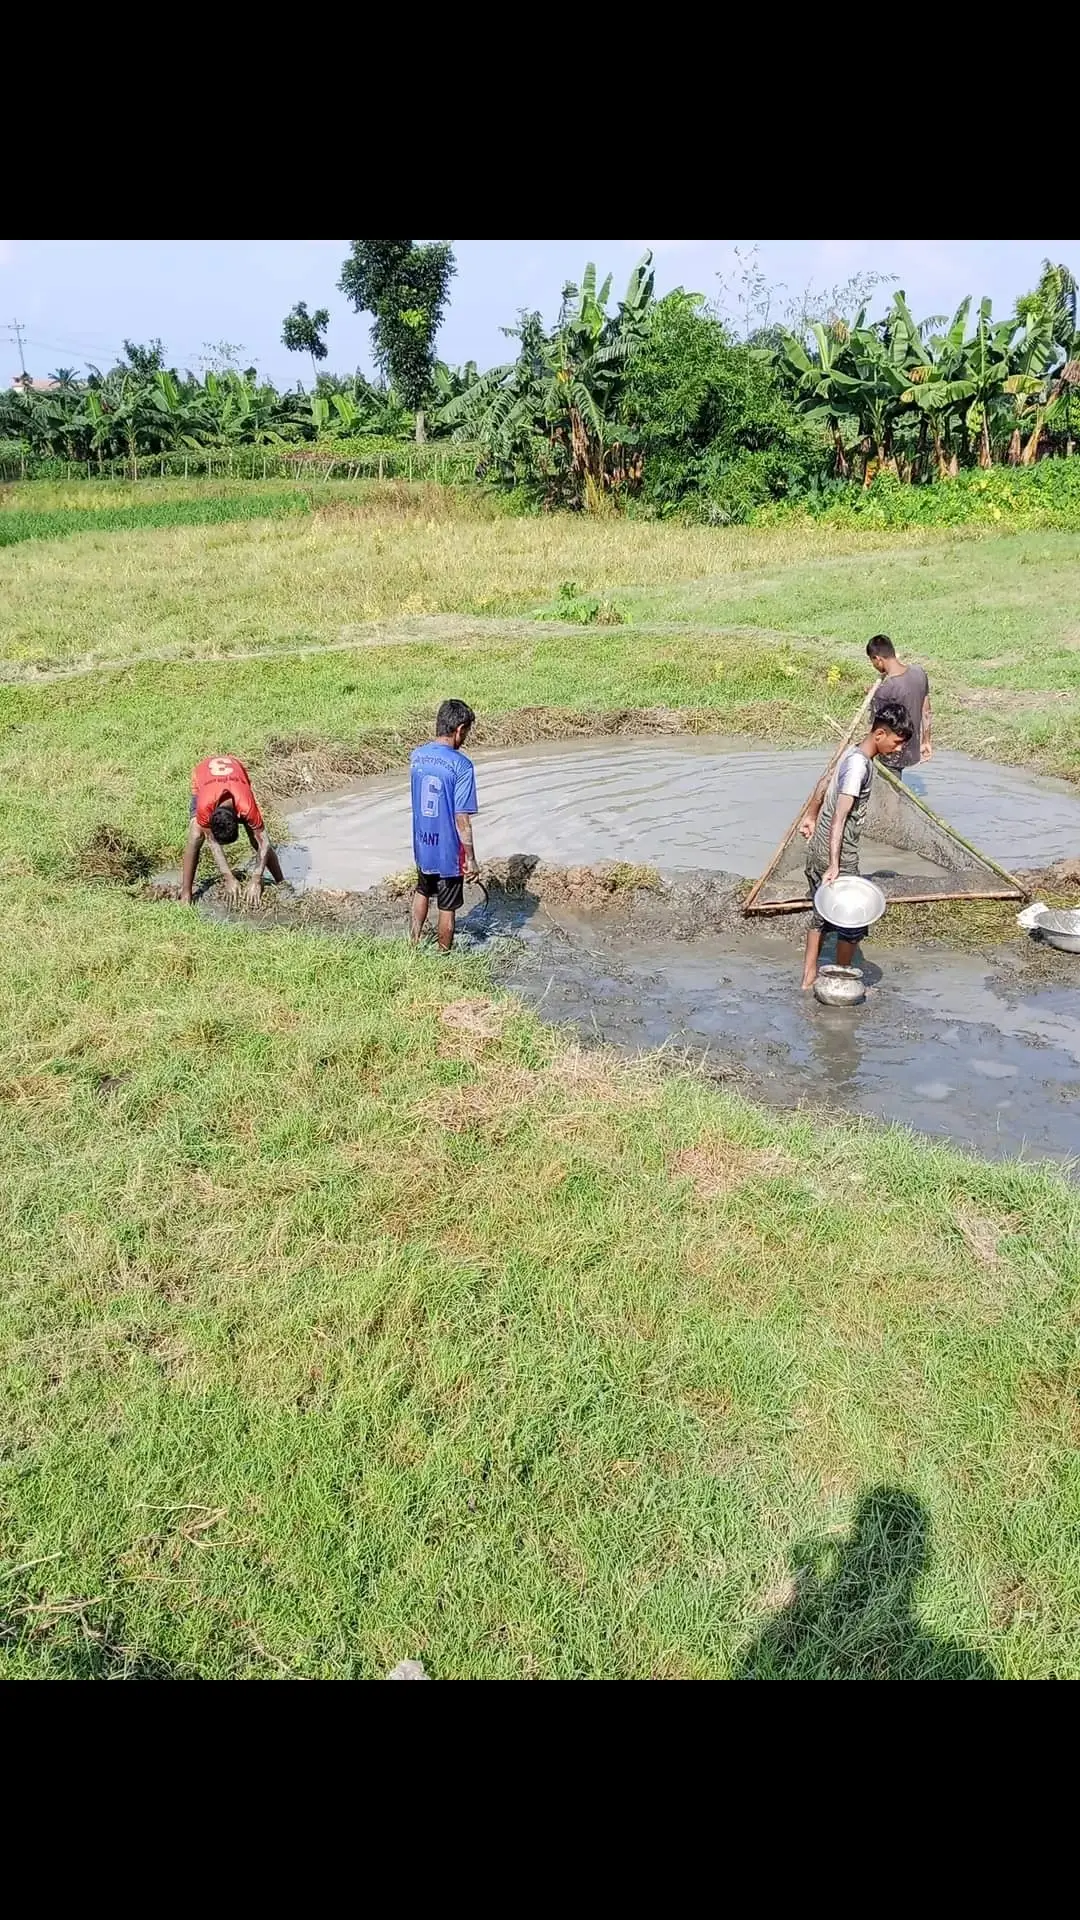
[[280, 736, 1080, 893], [499, 911, 1080, 1167], [275, 736, 1080, 1166]]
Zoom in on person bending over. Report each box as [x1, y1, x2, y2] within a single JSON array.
[[409, 699, 479, 953], [867, 634, 932, 776], [180, 753, 283, 910], [798, 702, 912, 991]]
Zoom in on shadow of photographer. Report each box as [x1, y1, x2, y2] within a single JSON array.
[[734, 1485, 997, 1681]]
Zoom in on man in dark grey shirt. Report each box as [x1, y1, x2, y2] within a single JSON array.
[[867, 635, 932, 776]]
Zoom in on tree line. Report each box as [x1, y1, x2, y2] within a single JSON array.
[[4, 242, 1077, 516]]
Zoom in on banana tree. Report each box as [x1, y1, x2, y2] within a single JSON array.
[[960, 299, 1015, 467], [1000, 314, 1057, 464], [899, 300, 971, 477], [777, 317, 865, 477], [440, 256, 653, 507], [206, 370, 290, 446], [1045, 355, 1080, 457]]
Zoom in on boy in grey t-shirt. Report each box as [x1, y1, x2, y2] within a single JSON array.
[[867, 634, 932, 774], [798, 702, 913, 990]]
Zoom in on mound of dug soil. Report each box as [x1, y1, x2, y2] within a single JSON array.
[[80, 824, 154, 884]]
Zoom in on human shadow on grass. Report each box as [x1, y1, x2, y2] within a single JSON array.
[[734, 1486, 997, 1681]]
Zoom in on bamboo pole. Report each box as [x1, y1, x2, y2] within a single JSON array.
[[749, 889, 1024, 915]]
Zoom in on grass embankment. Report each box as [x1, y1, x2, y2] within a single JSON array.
[[0, 482, 1077, 784], [1, 485, 1079, 1678]]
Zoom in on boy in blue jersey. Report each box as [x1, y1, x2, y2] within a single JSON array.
[[409, 698, 480, 952]]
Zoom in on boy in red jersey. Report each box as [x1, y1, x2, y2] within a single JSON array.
[[180, 754, 284, 909]]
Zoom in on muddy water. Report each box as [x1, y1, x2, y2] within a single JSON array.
[[265, 735, 1080, 1166], [498, 910, 1080, 1166], [281, 737, 1080, 894]]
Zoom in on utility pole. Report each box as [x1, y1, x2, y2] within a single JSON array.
[[7, 318, 28, 387]]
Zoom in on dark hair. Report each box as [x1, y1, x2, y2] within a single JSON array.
[[872, 700, 913, 742], [867, 634, 896, 659], [436, 698, 475, 738], [209, 802, 240, 844]]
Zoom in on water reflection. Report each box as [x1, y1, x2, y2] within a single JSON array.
[[807, 1002, 864, 1091]]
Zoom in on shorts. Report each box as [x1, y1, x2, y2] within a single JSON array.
[[415, 870, 464, 912], [806, 867, 868, 944]]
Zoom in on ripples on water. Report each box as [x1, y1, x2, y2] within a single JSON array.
[[281, 736, 1080, 895]]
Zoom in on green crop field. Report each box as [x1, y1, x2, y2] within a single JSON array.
[[1, 483, 1078, 1679]]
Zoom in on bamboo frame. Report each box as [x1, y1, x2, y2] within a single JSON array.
[[750, 889, 1024, 915], [742, 689, 1029, 916], [742, 690, 872, 915], [874, 763, 1027, 895]]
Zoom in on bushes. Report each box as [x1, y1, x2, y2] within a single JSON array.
[[753, 460, 1080, 530], [621, 294, 816, 522], [0, 440, 480, 486]]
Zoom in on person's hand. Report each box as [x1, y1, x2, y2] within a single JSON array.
[[221, 874, 241, 909], [179, 889, 193, 908], [243, 876, 263, 912], [824, 862, 840, 885], [797, 814, 815, 842], [464, 859, 480, 883], [921, 740, 933, 762]]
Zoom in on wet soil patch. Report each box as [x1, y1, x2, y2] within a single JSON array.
[[142, 850, 1080, 1167]]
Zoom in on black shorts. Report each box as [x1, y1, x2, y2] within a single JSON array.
[[416, 870, 464, 912], [806, 867, 868, 943]]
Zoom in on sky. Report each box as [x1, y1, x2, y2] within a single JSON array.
[[1, 239, 1076, 388]]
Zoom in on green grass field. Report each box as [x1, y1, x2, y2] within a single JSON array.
[[2, 484, 1078, 1679]]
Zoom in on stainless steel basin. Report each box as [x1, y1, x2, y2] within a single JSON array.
[[1035, 908, 1080, 954], [813, 875, 887, 931]]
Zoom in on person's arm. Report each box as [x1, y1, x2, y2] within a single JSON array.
[[241, 821, 274, 905], [455, 809, 479, 880], [455, 765, 479, 880], [824, 792, 856, 884], [920, 690, 933, 760], [179, 816, 203, 905], [798, 773, 829, 840]]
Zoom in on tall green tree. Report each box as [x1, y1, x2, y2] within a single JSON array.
[[281, 301, 330, 383], [122, 339, 165, 378], [338, 240, 456, 442]]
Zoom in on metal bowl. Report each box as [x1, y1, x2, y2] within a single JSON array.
[[813, 965, 866, 1007], [1034, 908, 1080, 954], [813, 875, 887, 931]]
